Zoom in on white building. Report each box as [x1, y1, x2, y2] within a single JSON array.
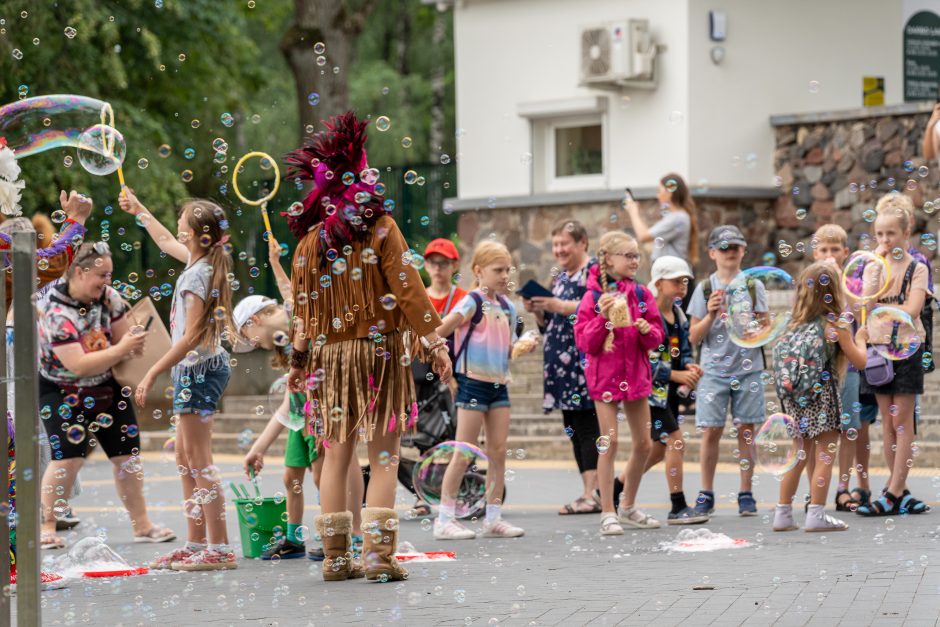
[[434, 0, 913, 210]]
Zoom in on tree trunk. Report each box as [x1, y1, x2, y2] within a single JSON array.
[[395, 0, 411, 76], [281, 0, 379, 142], [429, 6, 447, 160]]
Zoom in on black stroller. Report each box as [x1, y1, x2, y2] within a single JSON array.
[[361, 360, 505, 519]]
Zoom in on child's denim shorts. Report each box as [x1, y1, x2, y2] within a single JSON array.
[[174, 362, 231, 415], [455, 373, 510, 412]]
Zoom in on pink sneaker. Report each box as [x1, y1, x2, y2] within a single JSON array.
[[150, 546, 195, 570], [481, 518, 525, 538], [171, 549, 238, 571]]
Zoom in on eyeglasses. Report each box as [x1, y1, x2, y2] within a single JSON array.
[[609, 252, 641, 261]]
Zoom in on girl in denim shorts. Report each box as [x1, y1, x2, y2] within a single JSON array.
[[120, 189, 237, 571], [433, 241, 529, 541]]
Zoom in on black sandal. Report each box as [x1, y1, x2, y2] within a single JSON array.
[[835, 489, 859, 512], [850, 488, 871, 508], [898, 490, 930, 515], [856, 491, 898, 517]]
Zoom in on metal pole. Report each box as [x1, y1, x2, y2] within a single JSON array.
[[0, 264, 9, 627], [12, 232, 39, 626]]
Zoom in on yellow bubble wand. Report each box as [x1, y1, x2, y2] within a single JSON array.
[[843, 251, 892, 327], [96, 101, 127, 190], [232, 151, 281, 234]]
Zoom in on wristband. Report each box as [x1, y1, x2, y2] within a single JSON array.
[[426, 337, 447, 352], [289, 349, 310, 369]]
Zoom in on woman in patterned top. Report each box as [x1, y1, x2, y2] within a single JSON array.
[[523, 219, 600, 515], [37, 242, 174, 550]]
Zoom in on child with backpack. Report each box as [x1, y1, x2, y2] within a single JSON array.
[[643, 256, 706, 524], [433, 241, 526, 540], [772, 261, 868, 532], [856, 194, 932, 516], [804, 224, 864, 513], [687, 225, 766, 517], [574, 232, 664, 535]]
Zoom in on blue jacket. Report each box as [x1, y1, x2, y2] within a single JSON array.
[[648, 303, 694, 409]]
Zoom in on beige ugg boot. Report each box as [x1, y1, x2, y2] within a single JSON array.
[[314, 511, 363, 582], [361, 507, 408, 582]]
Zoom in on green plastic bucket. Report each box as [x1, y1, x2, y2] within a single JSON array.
[[231, 468, 287, 558]]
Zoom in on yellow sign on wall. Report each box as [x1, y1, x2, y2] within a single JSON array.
[[864, 76, 885, 107]]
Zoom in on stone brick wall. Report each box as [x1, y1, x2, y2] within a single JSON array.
[[771, 103, 939, 277], [454, 195, 775, 289]]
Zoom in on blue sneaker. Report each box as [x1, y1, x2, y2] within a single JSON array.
[[260, 537, 306, 560], [693, 491, 715, 515], [738, 491, 757, 516]]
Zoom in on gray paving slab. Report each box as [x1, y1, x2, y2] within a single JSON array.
[[10, 453, 940, 625]]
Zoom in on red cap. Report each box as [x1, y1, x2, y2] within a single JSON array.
[[424, 238, 459, 261]]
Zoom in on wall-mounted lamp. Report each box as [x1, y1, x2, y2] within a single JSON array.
[[710, 46, 726, 65]]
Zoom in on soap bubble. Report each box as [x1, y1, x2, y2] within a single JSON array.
[[755, 413, 803, 476], [375, 116, 391, 132], [843, 251, 890, 303], [66, 424, 86, 445], [727, 267, 794, 348], [77, 124, 126, 175], [867, 306, 923, 360], [412, 441, 489, 520]]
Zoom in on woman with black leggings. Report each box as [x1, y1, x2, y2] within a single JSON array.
[[522, 219, 601, 514]]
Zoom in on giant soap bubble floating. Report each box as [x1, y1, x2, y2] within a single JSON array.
[[0, 94, 127, 181], [727, 266, 794, 349], [232, 151, 281, 234]]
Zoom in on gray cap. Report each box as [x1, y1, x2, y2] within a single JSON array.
[[707, 225, 747, 249]]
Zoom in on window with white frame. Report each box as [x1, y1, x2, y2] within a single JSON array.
[[534, 114, 606, 192]]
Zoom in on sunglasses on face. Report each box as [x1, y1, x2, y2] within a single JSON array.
[[716, 245, 743, 253]]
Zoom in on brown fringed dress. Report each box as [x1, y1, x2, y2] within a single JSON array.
[[291, 216, 442, 443]]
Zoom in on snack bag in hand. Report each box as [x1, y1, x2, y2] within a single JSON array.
[[511, 330, 541, 359]]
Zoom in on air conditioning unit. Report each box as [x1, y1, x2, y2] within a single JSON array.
[[580, 19, 658, 88]]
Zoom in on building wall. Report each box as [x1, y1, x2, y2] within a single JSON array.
[[454, 0, 690, 199], [687, 0, 904, 190], [452, 0, 905, 201]]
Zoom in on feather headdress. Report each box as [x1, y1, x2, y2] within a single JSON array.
[[283, 112, 386, 261], [0, 138, 25, 217]]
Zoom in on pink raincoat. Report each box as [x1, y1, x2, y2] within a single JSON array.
[[573, 266, 664, 402]]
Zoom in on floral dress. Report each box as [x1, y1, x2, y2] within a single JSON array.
[[541, 262, 595, 412]]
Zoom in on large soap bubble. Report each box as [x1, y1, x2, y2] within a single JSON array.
[[77, 124, 125, 175], [413, 441, 489, 520], [843, 251, 891, 305], [727, 267, 794, 348], [0, 95, 117, 157], [755, 413, 803, 477], [867, 306, 923, 360]]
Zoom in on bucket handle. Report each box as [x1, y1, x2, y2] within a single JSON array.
[[229, 481, 248, 500]]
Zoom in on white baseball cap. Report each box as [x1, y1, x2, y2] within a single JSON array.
[[232, 295, 277, 352], [648, 256, 693, 297]]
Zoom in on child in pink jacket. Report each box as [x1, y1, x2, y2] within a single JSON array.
[[574, 232, 664, 535]]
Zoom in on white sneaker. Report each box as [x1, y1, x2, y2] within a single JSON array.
[[618, 507, 661, 529], [600, 513, 624, 536], [804, 505, 848, 532], [773, 504, 798, 532], [433, 518, 476, 540], [481, 518, 525, 538]]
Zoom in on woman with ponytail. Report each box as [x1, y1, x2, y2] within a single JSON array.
[[623, 173, 700, 267], [119, 190, 238, 571]]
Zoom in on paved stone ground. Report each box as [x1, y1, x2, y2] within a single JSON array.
[[18, 452, 940, 626]]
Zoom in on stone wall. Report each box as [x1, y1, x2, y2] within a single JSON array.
[[771, 103, 939, 277], [454, 195, 776, 288]]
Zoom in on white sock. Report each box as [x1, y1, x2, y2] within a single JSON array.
[[485, 504, 500, 525], [184, 541, 206, 551], [438, 503, 456, 525], [207, 543, 230, 553]]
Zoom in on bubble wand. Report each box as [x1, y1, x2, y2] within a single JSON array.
[[232, 151, 281, 234], [842, 251, 891, 326]]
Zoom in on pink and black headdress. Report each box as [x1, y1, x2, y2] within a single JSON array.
[[283, 112, 386, 261]]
